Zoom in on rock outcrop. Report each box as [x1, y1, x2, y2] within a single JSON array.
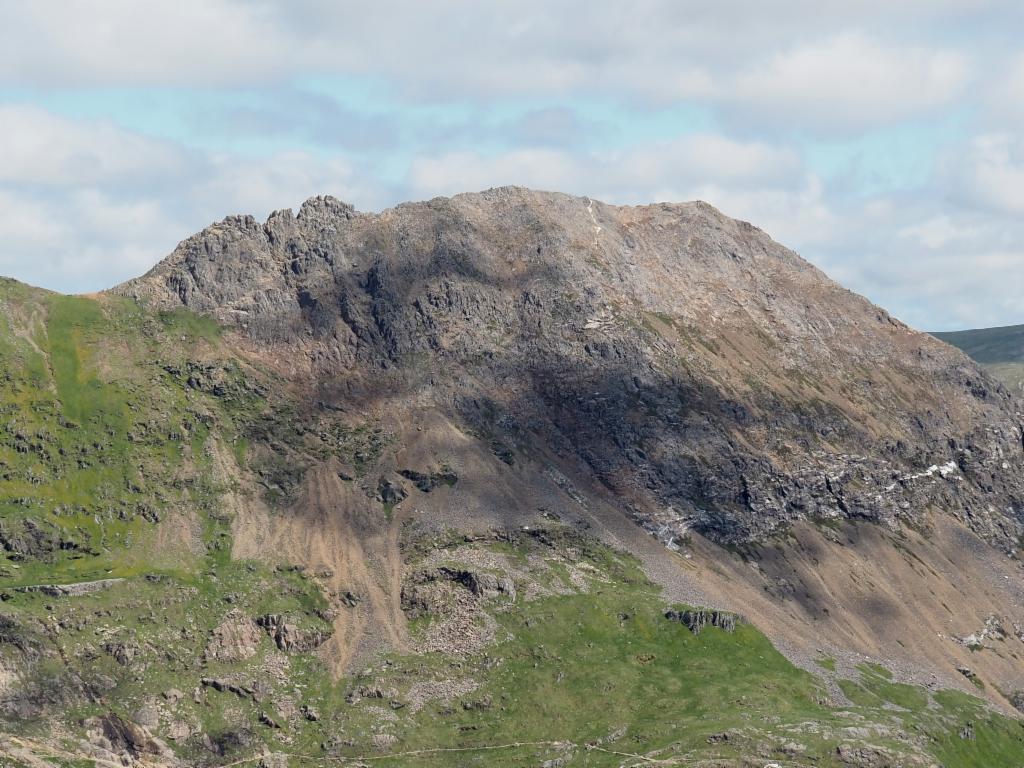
[[665, 608, 741, 634], [82, 713, 175, 765], [256, 614, 333, 653], [401, 566, 516, 619]]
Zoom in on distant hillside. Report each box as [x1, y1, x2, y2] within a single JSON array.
[[933, 324, 1024, 392]]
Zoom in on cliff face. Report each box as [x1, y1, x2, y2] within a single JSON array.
[[115, 186, 1024, 550]]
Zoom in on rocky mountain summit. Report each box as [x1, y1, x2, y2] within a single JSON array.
[[118, 186, 1024, 550]]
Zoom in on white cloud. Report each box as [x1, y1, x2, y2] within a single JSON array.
[[194, 151, 371, 218], [682, 176, 839, 249], [950, 133, 1024, 214], [0, 190, 71, 252], [0, 105, 188, 185], [0, 1, 296, 87], [0, 1, 995, 134], [987, 52, 1024, 122], [808, 198, 1024, 331], [613, 135, 802, 186], [410, 149, 576, 200], [0, 187, 187, 294], [725, 34, 971, 131], [898, 215, 984, 249], [409, 135, 801, 202]]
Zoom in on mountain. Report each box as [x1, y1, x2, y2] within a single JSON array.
[[934, 324, 1024, 393], [3, 187, 1024, 767]]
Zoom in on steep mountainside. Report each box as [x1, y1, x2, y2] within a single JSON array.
[[3, 188, 1024, 767], [119, 187, 1024, 549], [934, 323, 1024, 393]]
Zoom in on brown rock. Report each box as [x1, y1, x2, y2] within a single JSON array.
[[205, 613, 263, 662]]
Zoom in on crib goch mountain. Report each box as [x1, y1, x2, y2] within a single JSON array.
[[3, 187, 1024, 767]]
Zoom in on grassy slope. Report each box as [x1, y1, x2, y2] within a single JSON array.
[[1, 284, 1023, 766], [7, 524, 1024, 768], [933, 324, 1024, 390], [0, 286, 188, 584]]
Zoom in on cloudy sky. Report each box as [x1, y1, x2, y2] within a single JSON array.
[[0, 1, 1022, 330]]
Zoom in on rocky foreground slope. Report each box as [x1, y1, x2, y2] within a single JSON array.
[[2, 187, 1024, 766]]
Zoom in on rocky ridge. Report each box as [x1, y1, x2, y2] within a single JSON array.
[[115, 186, 1024, 550]]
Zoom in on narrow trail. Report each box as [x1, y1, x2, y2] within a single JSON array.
[[3, 734, 750, 768]]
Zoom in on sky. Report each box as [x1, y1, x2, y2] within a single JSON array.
[[0, 1, 1022, 330]]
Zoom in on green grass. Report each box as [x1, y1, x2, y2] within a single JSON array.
[[838, 663, 929, 711], [158, 307, 223, 343], [0, 293, 215, 585], [0, 289, 291, 588], [815, 655, 837, 672]]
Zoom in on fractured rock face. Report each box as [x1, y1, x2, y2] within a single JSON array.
[[256, 614, 333, 652], [103, 640, 138, 667], [82, 712, 175, 764], [957, 614, 1008, 649], [399, 468, 458, 492]]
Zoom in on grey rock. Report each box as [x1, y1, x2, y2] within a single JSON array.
[[957, 665, 978, 682], [132, 701, 160, 729], [83, 712, 173, 761], [377, 475, 408, 506], [665, 608, 741, 634], [401, 566, 516, 618], [201, 677, 252, 699], [259, 753, 290, 768], [399, 468, 458, 492], [461, 694, 493, 711], [103, 640, 138, 666]]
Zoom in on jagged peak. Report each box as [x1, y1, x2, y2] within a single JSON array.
[[296, 194, 357, 222], [112, 188, 738, 293]]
